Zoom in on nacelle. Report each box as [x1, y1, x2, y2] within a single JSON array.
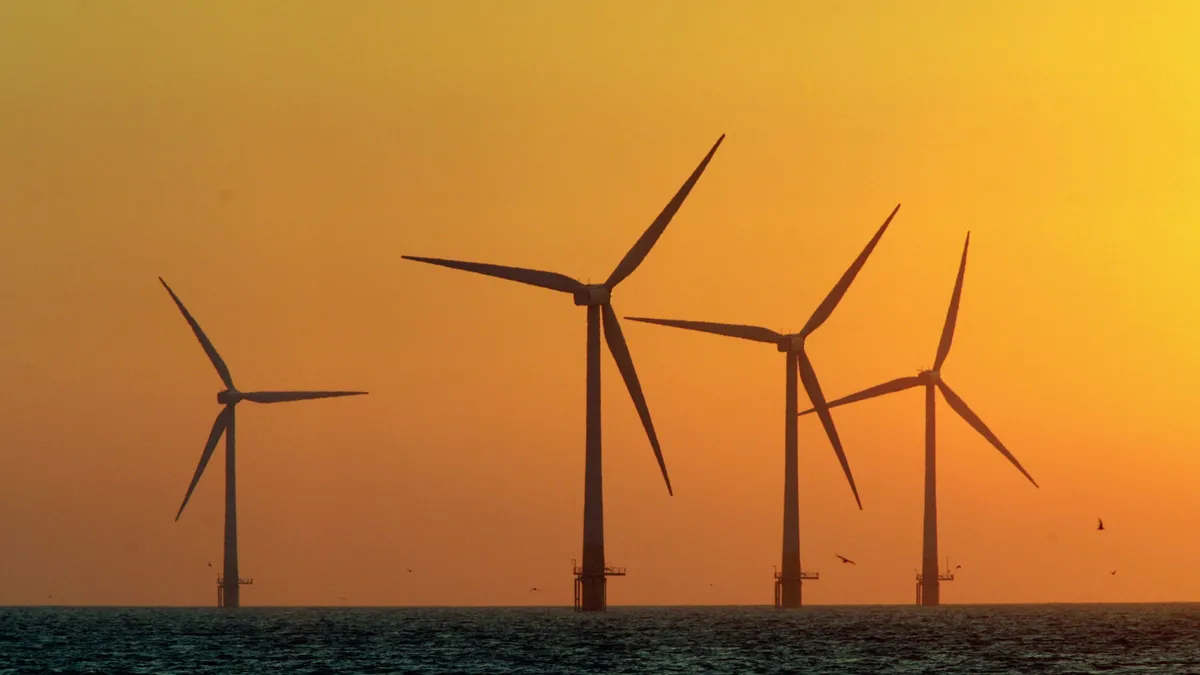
[[573, 285, 611, 306], [919, 370, 941, 384], [217, 390, 243, 405], [777, 335, 805, 353]]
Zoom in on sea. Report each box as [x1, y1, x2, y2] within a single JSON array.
[[2, 604, 1198, 674]]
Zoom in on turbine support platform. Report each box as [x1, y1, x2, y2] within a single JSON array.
[[914, 558, 954, 605], [774, 566, 819, 609], [216, 574, 254, 608], [572, 559, 626, 612]]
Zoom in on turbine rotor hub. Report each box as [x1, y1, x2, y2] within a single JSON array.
[[217, 389, 243, 405], [573, 284, 611, 307], [777, 335, 805, 353], [920, 370, 941, 384]]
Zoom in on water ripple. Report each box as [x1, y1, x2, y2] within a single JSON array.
[[2, 604, 1198, 674]]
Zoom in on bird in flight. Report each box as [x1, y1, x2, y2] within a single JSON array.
[[955, 565, 962, 570], [1097, 518, 1105, 531], [406, 569, 413, 573], [207, 561, 212, 567], [529, 587, 540, 593], [1110, 570, 1117, 575], [836, 554, 856, 565]]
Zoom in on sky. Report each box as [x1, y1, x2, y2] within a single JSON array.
[[2, 0, 1200, 607]]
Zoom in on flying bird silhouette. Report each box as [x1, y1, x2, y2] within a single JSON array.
[[1110, 570, 1117, 575], [529, 587, 540, 593], [955, 565, 962, 570], [207, 561, 212, 567], [1097, 518, 1105, 531], [836, 554, 856, 565], [407, 569, 413, 573]]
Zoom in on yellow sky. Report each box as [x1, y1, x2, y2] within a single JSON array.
[[2, 1, 1200, 606]]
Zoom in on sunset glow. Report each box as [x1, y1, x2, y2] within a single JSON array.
[[2, 1, 1200, 607]]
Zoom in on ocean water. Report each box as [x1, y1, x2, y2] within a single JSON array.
[[2, 604, 1198, 674]]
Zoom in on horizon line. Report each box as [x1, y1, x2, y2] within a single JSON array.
[[7, 600, 1199, 609]]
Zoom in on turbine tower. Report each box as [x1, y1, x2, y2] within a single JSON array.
[[799, 233, 1038, 606], [160, 278, 368, 609], [402, 135, 725, 612], [626, 203, 900, 608]]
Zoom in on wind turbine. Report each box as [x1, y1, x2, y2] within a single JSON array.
[[402, 134, 725, 612], [626, 203, 901, 608], [799, 233, 1038, 606], [159, 278, 367, 609]]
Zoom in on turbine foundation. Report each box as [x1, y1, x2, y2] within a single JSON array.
[[914, 563, 954, 606], [774, 567, 819, 609], [215, 574, 254, 608], [572, 559, 626, 612]]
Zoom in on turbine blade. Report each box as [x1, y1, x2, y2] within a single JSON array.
[[936, 380, 1038, 488], [175, 407, 231, 521], [605, 134, 726, 288], [401, 257, 583, 294], [798, 376, 923, 416], [797, 350, 862, 509], [800, 204, 901, 337], [624, 316, 781, 344], [242, 391, 368, 403], [159, 278, 234, 389], [934, 233, 970, 370], [601, 303, 672, 495]]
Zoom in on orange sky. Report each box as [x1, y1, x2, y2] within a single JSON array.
[[2, 1, 1200, 607]]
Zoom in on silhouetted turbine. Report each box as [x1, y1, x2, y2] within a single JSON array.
[[402, 135, 725, 612], [160, 278, 367, 609], [799, 233, 1037, 606], [626, 203, 900, 608]]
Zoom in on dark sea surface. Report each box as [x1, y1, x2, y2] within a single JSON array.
[[3, 604, 1198, 674]]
